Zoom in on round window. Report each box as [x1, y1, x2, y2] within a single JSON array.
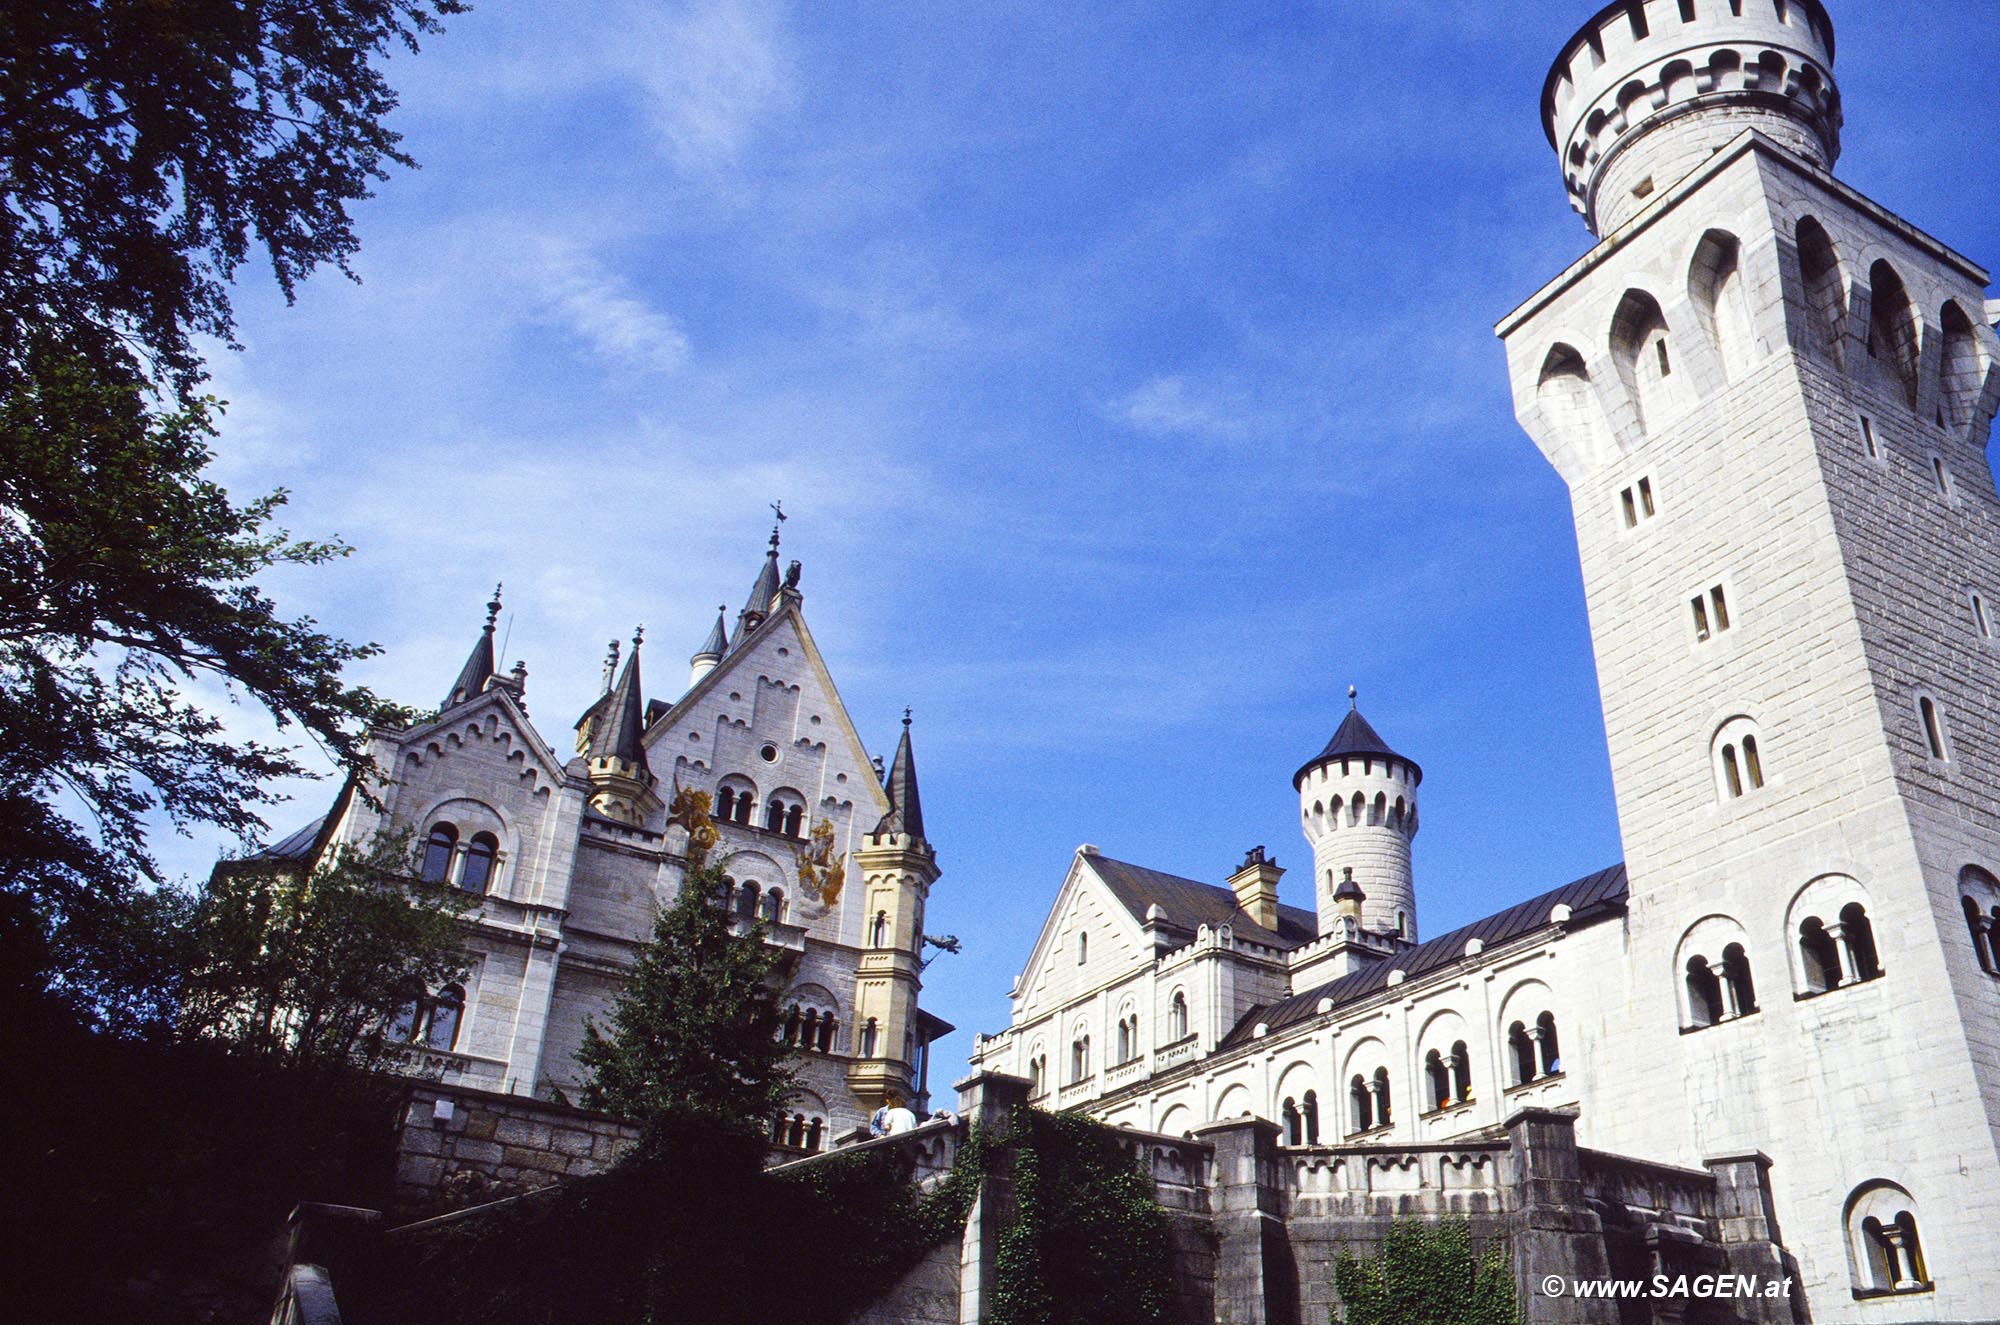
[[760, 744, 779, 762]]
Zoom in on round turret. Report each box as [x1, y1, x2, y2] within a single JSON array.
[[1295, 696, 1421, 942], [1544, 0, 1841, 236]]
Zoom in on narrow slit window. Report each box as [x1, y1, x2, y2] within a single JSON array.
[[1859, 415, 1878, 459], [1722, 745, 1744, 798], [1692, 595, 1712, 641], [1973, 591, 1992, 638], [1638, 477, 1655, 516], [1656, 339, 1672, 376], [1932, 455, 1952, 497], [1742, 735, 1764, 788], [1920, 697, 1948, 761], [1710, 586, 1731, 631], [1622, 487, 1638, 528]]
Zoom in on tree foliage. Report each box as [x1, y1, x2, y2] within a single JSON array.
[[577, 853, 798, 1131], [1331, 1218, 1519, 1325], [0, 0, 465, 1015], [2, 0, 466, 391]]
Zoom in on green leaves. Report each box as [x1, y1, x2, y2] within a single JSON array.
[[1331, 1218, 1520, 1325], [577, 857, 799, 1134], [0, 0, 468, 391]]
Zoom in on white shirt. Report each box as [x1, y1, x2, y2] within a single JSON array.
[[883, 1105, 919, 1135]]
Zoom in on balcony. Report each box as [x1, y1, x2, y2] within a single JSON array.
[[1153, 1035, 1199, 1071], [1104, 1057, 1145, 1088]]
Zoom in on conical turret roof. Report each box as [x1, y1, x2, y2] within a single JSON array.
[[694, 608, 729, 661], [443, 585, 503, 710], [586, 629, 650, 772], [1293, 698, 1421, 788], [872, 711, 926, 842], [731, 525, 785, 648]]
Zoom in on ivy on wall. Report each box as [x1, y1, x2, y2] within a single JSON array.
[[993, 1109, 1174, 1325], [1331, 1218, 1519, 1325]]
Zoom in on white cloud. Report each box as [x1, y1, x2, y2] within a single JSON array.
[[1109, 374, 1252, 442], [615, 0, 795, 171], [528, 238, 690, 373]]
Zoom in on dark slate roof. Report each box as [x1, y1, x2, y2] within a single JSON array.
[[250, 815, 328, 862], [586, 645, 649, 770], [1220, 863, 1628, 1048], [443, 592, 503, 711], [694, 610, 729, 660], [1089, 853, 1319, 951], [872, 716, 926, 841], [1294, 706, 1420, 788], [732, 538, 784, 647]]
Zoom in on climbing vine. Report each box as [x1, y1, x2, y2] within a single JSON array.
[[1330, 1218, 1519, 1325], [993, 1109, 1175, 1325]]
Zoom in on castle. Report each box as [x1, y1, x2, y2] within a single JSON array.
[[970, 1, 2000, 1318], [262, 524, 951, 1148]]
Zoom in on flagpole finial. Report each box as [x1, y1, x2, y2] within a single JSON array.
[[1348, 684, 1358, 710]]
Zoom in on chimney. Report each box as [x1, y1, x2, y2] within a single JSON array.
[[1228, 846, 1284, 930]]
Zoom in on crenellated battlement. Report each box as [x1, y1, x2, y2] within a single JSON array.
[[1544, 0, 1841, 235]]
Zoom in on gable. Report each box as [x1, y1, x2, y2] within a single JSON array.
[[392, 687, 566, 802], [1013, 854, 1151, 1021]]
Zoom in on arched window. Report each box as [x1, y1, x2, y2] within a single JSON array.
[[420, 824, 458, 884], [784, 805, 803, 837], [1846, 1182, 1932, 1296], [1798, 917, 1843, 993], [818, 1014, 837, 1053], [716, 786, 738, 822], [1116, 1016, 1132, 1064], [1168, 990, 1189, 1041], [1450, 1043, 1472, 1104], [1866, 260, 1921, 408], [871, 911, 889, 947], [1281, 1097, 1302, 1146], [1027, 1053, 1044, 1097], [1535, 343, 1613, 470], [1508, 1021, 1536, 1086], [737, 882, 761, 917], [460, 832, 498, 894], [805, 1118, 823, 1152], [1070, 1034, 1090, 1083], [1795, 216, 1846, 363], [1535, 1012, 1562, 1075], [1610, 288, 1686, 431], [859, 1018, 878, 1057], [1686, 956, 1726, 1028], [760, 888, 785, 923], [1302, 1090, 1320, 1144], [785, 1006, 803, 1046], [1690, 230, 1756, 381], [1077, 931, 1088, 964], [1349, 1075, 1373, 1134], [425, 984, 465, 1052], [1425, 1050, 1450, 1111], [1961, 867, 2000, 973], [1940, 300, 1985, 430], [1370, 1067, 1392, 1126], [1840, 902, 1882, 981], [1721, 943, 1758, 1015], [1713, 717, 1768, 801], [386, 990, 423, 1043], [765, 800, 786, 833]]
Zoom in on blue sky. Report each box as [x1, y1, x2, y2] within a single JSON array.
[[172, 1, 2000, 1080]]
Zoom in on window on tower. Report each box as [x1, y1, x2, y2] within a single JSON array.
[[1691, 584, 1731, 643], [1712, 717, 1768, 802], [1858, 413, 1880, 460], [1918, 695, 1950, 762]]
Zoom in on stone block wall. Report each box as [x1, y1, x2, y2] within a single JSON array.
[[392, 1082, 640, 1215]]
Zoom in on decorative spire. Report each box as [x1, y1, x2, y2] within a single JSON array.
[[871, 709, 926, 842], [443, 583, 503, 710], [600, 638, 621, 694], [694, 606, 728, 661], [1348, 684, 1358, 711], [586, 626, 649, 772], [730, 515, 786, 648]]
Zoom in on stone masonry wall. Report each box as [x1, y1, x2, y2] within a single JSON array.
[[392, 1082, 640, 1215]]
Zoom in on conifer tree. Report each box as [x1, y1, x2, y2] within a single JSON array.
[[579, 791, 798, 1131]]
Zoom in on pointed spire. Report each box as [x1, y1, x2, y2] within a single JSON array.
[[872, 709, 926, 842], [695, 607, 728, 661], [443, 584, 503, 710], [587, 625, 650, 772], [730, 518, 785, 648]]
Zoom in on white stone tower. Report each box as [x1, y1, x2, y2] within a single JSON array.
[[1500, 1, 2000, 1316], [848, 712, 939, 1110], [1296, 693, 1421, 942]]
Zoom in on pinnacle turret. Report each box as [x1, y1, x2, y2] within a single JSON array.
[[689, 606, 728, 689], [443, 584, 503, 711], [872, 710, 926, 843], [731, 521, 785, 648], [588, 627, 649, 771]]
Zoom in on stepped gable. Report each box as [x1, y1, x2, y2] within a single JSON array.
[[1091, 853, 1318, 950], [1222, 862, 1628, 1046]]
